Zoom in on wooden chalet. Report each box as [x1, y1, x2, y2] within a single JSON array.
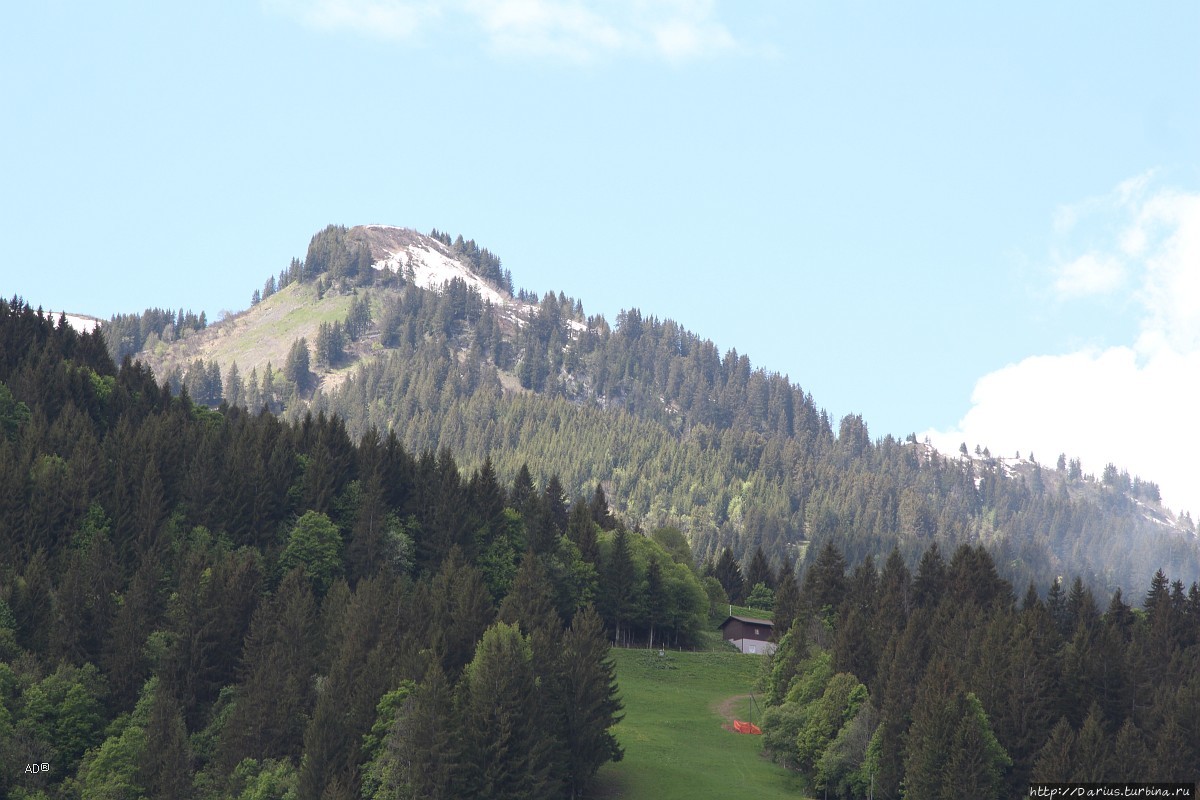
[[718, 614, 775, 655]]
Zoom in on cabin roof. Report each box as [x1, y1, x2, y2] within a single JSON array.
[[719, 614, 773, 629]]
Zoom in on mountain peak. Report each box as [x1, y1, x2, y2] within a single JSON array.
[[352, 225, 512, 307]]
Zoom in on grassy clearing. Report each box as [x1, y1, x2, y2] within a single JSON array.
[[724, 604, 773, 620], [594, 648, 807, 799], [141, 281, 361, 380]]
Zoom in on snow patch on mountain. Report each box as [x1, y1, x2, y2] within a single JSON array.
[[358, 225, 584, 334], [369, 231, 511, 308], [52, 312, 102, 334]]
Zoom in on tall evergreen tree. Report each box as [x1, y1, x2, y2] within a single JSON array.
[[567, 500, 600, 566], [284, 337, 313, 392], [772, 554, 802, 641], [367, 664, 463, 800], [746, 545, 775, 591], [556, 604, 623, 799], [713, 546, 746, 606], [589, 484, 615, 530], [802, 540, 847, 619], [1031, 718, 1076, 782], [139, 680, 192, 800], [602, 529, 638, 644], [459, 622, 559, 800], [912, 542, 947, 609]]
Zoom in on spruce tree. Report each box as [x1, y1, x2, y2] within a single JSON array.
[[601, 528, 637, 644], [713, 546, 746, 606], [941, 693, 1011, 800], [589, 483, 615, 530], [642, 556, 666, 647], [285, 337, 312, 392], [218, 567, 317, 768], [223, 361, 243, 407], [510, 464, 537, 519], [746, 545, 774, 591], [802, 540, 846, 619], [139, 680, 192, 800], [555, 603, 623, 798], [368, 665, 463, 800], [1031, 717, 1076, 782], [1067, 704, 1108, 782], [567, 500, 600, 565], [498, 551, 560, 636], [426, 547, 495, 676], [460, 622, 559, 800], [911, 542, 947, 609], [1109, 718, 1147, 780], [772, 554, 802, 641]]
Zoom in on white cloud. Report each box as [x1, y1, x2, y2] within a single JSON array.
[[464, 0, 626, 61], [265, 0, 437, 41], [1053, 252, 1125, 297], [265, 0, 745, 61], [927, 177, 1200, 515]]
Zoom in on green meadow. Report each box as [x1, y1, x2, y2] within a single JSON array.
[[594, 645, 808, 799]]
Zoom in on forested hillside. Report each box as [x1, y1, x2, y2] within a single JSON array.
[[117, 225, 1200, 599], [761, 540, 1200, 796], [0, 297, 684, 799]]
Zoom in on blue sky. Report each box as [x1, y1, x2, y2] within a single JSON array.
[[3, 2, 1199, 511]]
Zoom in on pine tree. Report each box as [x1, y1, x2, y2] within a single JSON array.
[[746, 545, 774, 591], [589, 484, 615, 530], [941, 693, 1011, 800], [772, 554, 802, 641], [802, 540, 847, 619], [139, 680, 193, 800], [601, 529, 637, 644], [285, 337, 312, 392], [1031, 717, 1075, 782], [556, 604, 623, 799], [460, 622, 559, 799], [714, 546, 746, 606], [367, 665, 463, 800], [1108, 718, 1147, 781], [912, 542, 947, 609], [567, 500, 600, 566], [642, 556, 666, 647]]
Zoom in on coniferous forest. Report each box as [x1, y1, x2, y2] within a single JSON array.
[[5, 220, 1200, 798], [126, 225, 1200, 606], [761, 540, 1200, 797], [0, 298, 648, 799]]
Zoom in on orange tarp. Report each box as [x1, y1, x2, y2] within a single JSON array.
[[732, 720, 762, 735]]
